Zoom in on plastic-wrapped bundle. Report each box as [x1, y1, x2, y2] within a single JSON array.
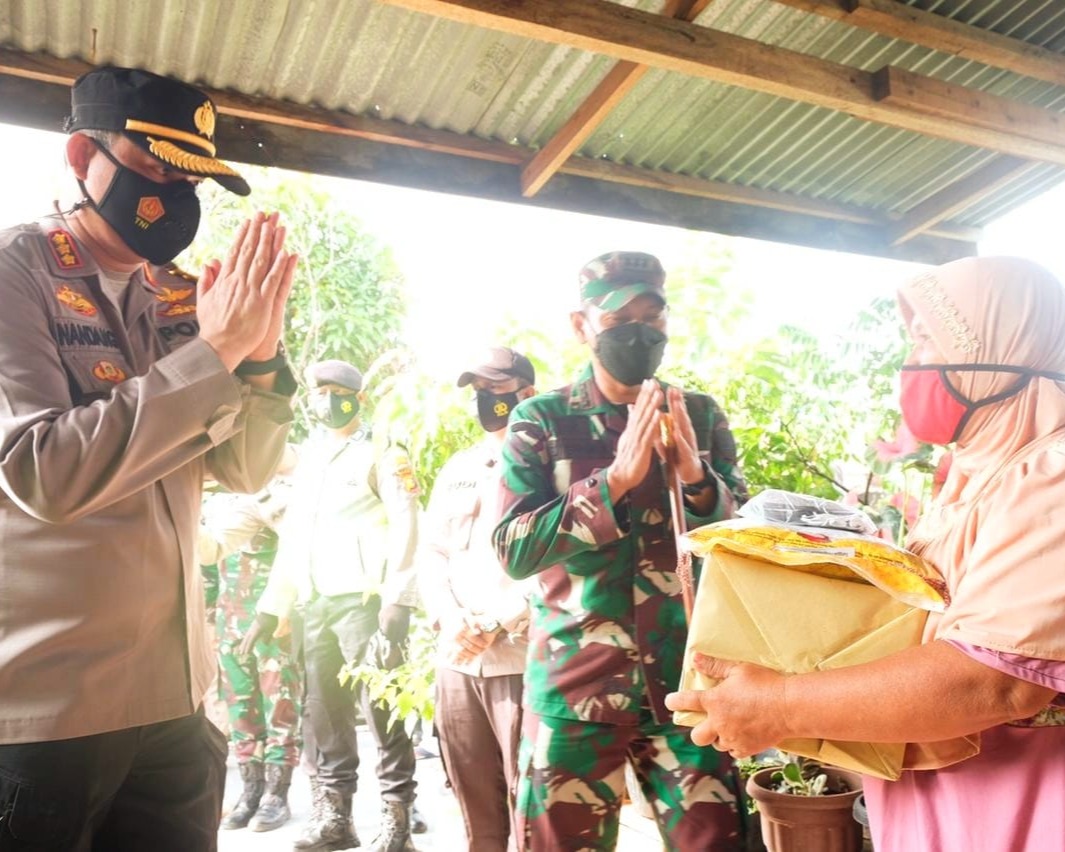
[[738, 489, 878, 535]]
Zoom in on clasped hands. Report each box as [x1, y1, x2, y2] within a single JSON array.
[[197, 211, 299, 375], [443, 611, 501, 666], [605, 380, 707, 502]]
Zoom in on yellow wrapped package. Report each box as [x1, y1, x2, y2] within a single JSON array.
[[673, 518, 978, 781]]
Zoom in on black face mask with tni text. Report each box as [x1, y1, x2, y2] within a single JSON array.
[[78, 141, 201, 265]]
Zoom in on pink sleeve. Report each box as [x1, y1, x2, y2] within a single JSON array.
[[948, 640, 1065, 704]]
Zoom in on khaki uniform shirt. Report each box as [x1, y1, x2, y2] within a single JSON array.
[[257, 430, 420, 615], [419, 438, 530, 677], [0, 220, 293, 743]]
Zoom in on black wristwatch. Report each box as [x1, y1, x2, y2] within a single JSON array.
[[681, 460, 717, 496], [234, 342, 287, 377]]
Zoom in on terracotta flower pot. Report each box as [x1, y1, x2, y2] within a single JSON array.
[[746, 766, 864, 852]]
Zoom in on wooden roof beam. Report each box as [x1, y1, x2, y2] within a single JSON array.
[[564, 155, 980, 243], [874, 65, 1065, 150], [377, 0, 1065, 166], [889, 156, 1036, 246], [520, 0, 712, 197], [0, 48, 522, 164], [0, 59, 975, 245], [0, 72, 975, 263], [770, 0, 1065, 89]]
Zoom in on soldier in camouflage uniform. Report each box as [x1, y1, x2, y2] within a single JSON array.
[[200, 483, 302, 833], [492, 252, 750, 851]]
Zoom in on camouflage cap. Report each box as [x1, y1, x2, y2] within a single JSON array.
[[578, 251, 666, 312], [309, 359, 362, 392], [457, 346, 535, 387]]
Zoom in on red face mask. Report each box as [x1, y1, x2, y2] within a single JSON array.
[[900, 364, 1061, 445], [899, 369, 968, 445]]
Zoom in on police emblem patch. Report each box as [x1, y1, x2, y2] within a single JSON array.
[[393, 454, 421, 496], [136, 196, 165, 225], [55, 285, 98, 317], [93, 360, 127, 383]]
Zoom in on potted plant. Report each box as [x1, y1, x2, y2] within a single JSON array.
[[741, 753, 864, 852]]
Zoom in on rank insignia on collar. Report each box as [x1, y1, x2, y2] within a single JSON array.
[[47, 229, 83, 269], [160, 303, 197, 317], [55, 285, 97, 317], [155, 286, 194, 303], [93, 360, 127, 383]]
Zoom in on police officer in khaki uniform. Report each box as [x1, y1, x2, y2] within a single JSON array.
[[0, 66, 298, 849]]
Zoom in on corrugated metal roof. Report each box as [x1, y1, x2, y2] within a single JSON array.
[[2, 0, 1065, 257]]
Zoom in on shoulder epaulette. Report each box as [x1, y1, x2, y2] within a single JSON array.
[[164, 263, 198, 283]]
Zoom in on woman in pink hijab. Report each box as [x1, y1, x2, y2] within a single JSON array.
[[667, 256, 1065, 852]]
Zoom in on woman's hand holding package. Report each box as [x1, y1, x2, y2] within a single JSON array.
[[665, 652, 790, 757]]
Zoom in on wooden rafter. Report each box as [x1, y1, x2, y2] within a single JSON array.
[[378, 0, 1065, 166], [520, 59, 649, 197], [770, 0, 1065, 89], [520, 0, 712, 197], [889, 156, 1037, 246]]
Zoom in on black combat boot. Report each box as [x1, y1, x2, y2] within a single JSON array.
[[368, 800, 416, 852], [293, 782, 359, 851], [221, 760, 265, 830], [409, 801, 428, 834], [249, 763, 294, 832]]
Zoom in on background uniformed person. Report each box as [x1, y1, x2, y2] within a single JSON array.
[[246, 360, 423, 852], [418, 346, 537, 852], [200, 475, 302, 833]]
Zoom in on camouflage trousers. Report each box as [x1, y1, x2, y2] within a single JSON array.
[[515, 708, 746, 852], [218, 631, 302, 767]]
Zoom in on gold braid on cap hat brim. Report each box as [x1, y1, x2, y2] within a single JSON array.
[[147, 137, 243, 178]]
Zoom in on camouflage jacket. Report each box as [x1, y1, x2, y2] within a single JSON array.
[[493, 365, 748, 725]]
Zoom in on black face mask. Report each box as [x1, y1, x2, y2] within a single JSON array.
[[78, 141, 201, 265], [313, 392, 360, 429], [593, 322, 668, 386], [476, 390, 521, 433]]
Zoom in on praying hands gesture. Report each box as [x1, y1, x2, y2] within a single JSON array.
[[197, 211, 298, 374], [606, 380, 714, 510]]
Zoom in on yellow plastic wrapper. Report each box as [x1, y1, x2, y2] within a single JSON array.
[[683, 519, 950, 612], [673, 519, 978, 780]]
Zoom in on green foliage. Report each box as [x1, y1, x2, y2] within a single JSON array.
[[181, 166, 407, 438], [338, 613, 437, 733], [364, 347, 483, 504], [658, 244, 912, 509], [738, 751, 852, 812]]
